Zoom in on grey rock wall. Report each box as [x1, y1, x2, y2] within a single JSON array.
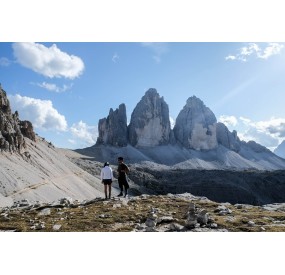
[[128, 88, 171, 147], [96, 103, 128, 147], [173, 96, 218, 150], [0, 84, 36, 152]]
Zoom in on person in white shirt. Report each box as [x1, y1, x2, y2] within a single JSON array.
[[100, 162, 113, 199]]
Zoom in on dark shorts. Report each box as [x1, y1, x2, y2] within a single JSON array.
[[103, 179, 112, 185]]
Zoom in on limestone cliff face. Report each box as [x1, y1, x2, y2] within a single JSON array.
[[216, 122, 241, 152], [0, 84, 36, 152], [96, 104, 128, 147], [173, 96, 218, 150], [128, 88, 171, 147]]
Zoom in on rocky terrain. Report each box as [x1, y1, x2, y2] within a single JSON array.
[[63, 150, 285, 206], [1, 193, 285, 232]]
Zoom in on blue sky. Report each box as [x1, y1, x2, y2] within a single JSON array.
[[1, 42, 285, 150]]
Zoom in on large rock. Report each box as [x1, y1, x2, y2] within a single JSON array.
[[173, 96, 218, 150], [0, 84, 36, 152], [128, 88, 171, 147], [216, 122, 240, 152], [96, 104, 128, 147]]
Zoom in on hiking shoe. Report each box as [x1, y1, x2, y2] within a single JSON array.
[[117, 193, 123, 197]]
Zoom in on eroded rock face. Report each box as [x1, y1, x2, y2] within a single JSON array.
[[244, 140, 269, 153], [0, 84, 36, 152], [173, 96, 218, 150], [128, 88, 171, 147], [216, 122, 241, 152], [96, 104, 128, 147]]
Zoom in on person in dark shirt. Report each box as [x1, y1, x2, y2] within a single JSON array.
[[117, 156, 130, 197]]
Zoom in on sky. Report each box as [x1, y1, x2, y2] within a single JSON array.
[[1, 42, 285, 151]]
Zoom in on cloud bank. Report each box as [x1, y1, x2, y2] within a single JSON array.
[[70, 120, 98, 146], [12, 42, 84, 79], [219, 115, 285, 149], [225, 43, 284, 62], [8, 94, 68, 131]]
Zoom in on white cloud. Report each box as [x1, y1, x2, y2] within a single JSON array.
[[70, 120, 98, 146], [225, 55, 236, 61], [141, 42, 169, 63], [112, 53, 119, 63], [237, 116, 285, 148], [0, 57, 11, 66], [8, 94, 68, 131], [239, 127, 279, 148], [12, 42, 84, 79], [257, 43, 284, 59], [169, 116, 175, 129], [225, 42, 284, 62], [36, 82, 73, 93], [218, 115, 285, 150], [218, 115, 238, 127]]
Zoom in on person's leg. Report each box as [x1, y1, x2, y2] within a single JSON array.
[[118, 179, 123, 196], [123, 180, 129, 197], [108, 184, 111, 199], [104, 184, 108, 199]]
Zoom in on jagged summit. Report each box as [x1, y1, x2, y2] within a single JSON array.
[[174, 96, 217, 150], [186, 95, 204, 106], [0, 84, 36, 153], [128, 89, 171, 147], [145, 88, 159, 97], [96, 103, 128, 147]]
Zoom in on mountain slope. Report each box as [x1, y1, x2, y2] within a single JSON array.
[[0, 136, 106, 207], [77, 142, 285, 170]]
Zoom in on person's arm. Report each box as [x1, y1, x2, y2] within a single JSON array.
[[100, 169, 103, 182], [110, 167, 113, 180]]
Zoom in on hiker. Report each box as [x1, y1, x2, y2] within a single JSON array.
[[100, 162, 113, 199], [117, 156, 130, 197]]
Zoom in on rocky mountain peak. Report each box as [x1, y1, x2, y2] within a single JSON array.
[[186, 95, 204, 107], [96, 103, 128, 147], [128, 89, 171, 147], [145, 88, 159, 98], [173, 96, 218, 150], [0, 84, 36, 153]]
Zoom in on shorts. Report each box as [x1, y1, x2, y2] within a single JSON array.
[[103, 179, 112, 185]]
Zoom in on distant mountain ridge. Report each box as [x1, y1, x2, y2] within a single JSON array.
[[274, 140, 285, 159], [79, 88, 285, 170]]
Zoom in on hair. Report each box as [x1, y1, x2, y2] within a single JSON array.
[[118, 157, 123, 161], [104, 162, 109, 167]]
